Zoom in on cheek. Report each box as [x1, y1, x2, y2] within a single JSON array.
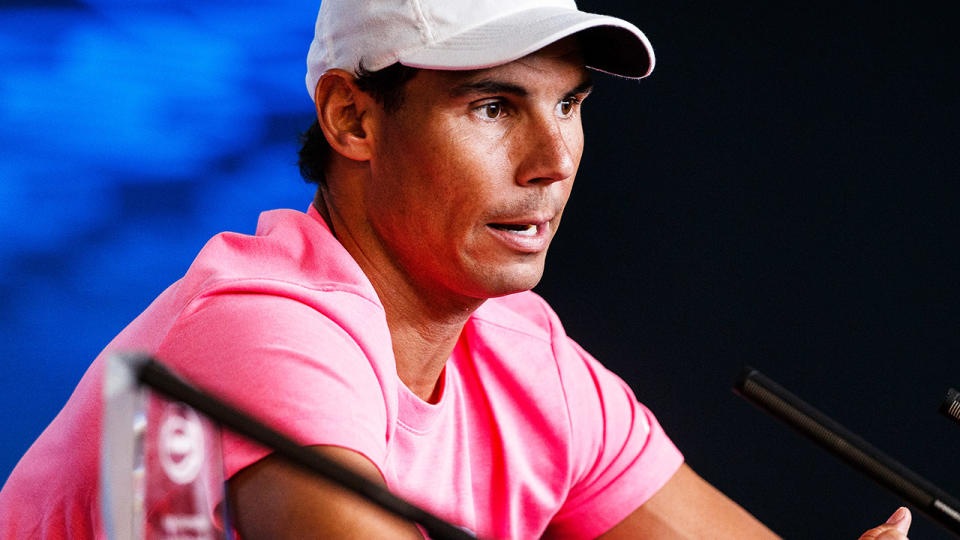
[[373, 113, 521, 231], [415, 130, 512, 208]]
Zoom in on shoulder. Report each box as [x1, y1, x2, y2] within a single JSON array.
[[463, 292, 591, 425], [466, 292, 600, 396], [161, 207, 396, 379], [151, 207, 398, 411], [179, 207, 380, 308], [470, 291, 594, 383], [471, 290, 565, 344], [153, 208, 392, 354], [151, 212, 401, 476]]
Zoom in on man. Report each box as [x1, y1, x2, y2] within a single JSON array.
[[0, 1, 913, 538]]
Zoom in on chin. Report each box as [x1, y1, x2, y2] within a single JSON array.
[[475, 264, 546, 299]]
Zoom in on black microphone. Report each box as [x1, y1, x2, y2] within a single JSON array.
[[734, 367, 960, 536], [941, 388, 960, 427]]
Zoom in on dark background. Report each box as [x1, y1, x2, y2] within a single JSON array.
[[2, 1, 957, 538]]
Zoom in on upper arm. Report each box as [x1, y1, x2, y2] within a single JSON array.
[[157, 293, 409, 536], [228, 445, 423, 539], [597, 464, 780, 540], [156, 292, 393, 482]]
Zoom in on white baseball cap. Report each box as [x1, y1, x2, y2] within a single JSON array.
[[305, 0, 655, 100]]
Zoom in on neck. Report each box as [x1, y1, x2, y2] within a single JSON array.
[[382, 295, 477, 402], [313, 189, 483, 402]]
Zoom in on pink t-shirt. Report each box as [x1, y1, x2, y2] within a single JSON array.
[[0, 207, 682, 539]]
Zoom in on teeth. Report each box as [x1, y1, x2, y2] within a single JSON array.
[[514, 224, 537, 236], [491, 223, 539, 236]]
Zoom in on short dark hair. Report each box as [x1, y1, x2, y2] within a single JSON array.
[[298, 63, 420, 186]]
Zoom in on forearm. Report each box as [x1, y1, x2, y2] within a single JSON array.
[[228, 446, 423, 539], [597, 464, 779, 540]]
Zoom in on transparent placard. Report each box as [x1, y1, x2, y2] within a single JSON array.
[[102, 354, 231, 540]]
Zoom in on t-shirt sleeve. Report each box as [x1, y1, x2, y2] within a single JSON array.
[[545, 337, 684, 539], [154, 290, 392, 481]]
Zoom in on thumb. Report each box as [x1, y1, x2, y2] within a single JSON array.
[[859, 507, 912, 540], [885, 507, 911, 534], [876, 507, 912, 540]]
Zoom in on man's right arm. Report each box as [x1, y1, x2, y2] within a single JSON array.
[[228, 445, 423, 539]]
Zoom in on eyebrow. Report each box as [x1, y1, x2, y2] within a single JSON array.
[[449, 79, 528, 98], [448, 75, 594, 99], [569, 77, 594, 97]]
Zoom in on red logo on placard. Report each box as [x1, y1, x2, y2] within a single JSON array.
[[158, 405, 204, 485]]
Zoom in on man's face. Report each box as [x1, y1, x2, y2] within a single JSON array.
[[360, 39, 591, 304]]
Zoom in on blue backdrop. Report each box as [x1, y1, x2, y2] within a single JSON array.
[[1, 0, 315, 476]]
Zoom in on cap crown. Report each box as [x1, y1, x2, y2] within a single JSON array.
[[305, 0, 652, 99]]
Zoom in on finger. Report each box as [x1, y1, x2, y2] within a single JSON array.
[[885, 507, 911, 534], [858, 508, 912, 540]]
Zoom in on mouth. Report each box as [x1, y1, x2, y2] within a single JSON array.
[[487, 223, 539, 236], [485, 220, 551, 253]]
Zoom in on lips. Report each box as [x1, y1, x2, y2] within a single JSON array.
[[486, 220, 551, 252]]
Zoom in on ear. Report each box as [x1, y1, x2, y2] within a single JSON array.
[[313, 69, 375, 162]]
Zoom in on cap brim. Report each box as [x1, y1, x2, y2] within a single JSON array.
[[396, 7, 654, 79]]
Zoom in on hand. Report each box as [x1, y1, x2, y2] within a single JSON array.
[[858, 507, 911, 540]]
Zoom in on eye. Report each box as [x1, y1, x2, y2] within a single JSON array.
[[555, 97, 579, 118], [472, 100, 507, 121]]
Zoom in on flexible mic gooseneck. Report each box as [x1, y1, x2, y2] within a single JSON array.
[[734, 367, 960, 536]]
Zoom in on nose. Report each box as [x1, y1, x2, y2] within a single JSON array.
[[515, 114, 579, 186]]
